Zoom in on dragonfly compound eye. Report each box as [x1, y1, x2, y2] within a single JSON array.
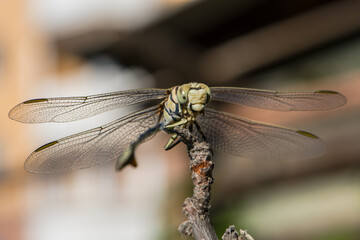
[[177, 85, 190, 105]]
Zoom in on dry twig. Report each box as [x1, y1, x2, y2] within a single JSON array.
[[174, 126, 255, 240]]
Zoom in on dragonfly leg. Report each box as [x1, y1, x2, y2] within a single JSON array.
[[194, 121, 207, 141], [188, 122, 194, 132], [164, 118, 188, 129], [164, 133, 182, 150], [194, 120, 213, 156]]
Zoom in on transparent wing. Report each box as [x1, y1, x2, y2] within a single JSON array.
[[197, 108, 325, 160], [211, 87, 346, 111], [9, 88, 167, 123], [24, 105, 162, 174]]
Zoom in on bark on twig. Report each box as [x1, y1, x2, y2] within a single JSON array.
[[175, 126, 218, 240], [221, 226, 255, 240], [174, 126, 255, 240], [222, 226, 239, 240]]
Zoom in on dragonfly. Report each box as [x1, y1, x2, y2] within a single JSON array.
[[9, 82, 346, 174]]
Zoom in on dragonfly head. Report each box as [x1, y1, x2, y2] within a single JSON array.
[[177, 83, 212, 112]]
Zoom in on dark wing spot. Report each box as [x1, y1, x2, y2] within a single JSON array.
[[24, 98, 48, 104], [314, 90, 338, 94], [34, 141, 58, 152], [296, 130, 319, 139]]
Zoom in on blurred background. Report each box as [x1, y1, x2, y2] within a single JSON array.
[[1, 0, 360, 239]]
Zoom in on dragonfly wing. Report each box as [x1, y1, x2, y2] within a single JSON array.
[[9, 88, 168, 123], [211, 87, 346, 111], [24, 105, 162, 174], [197, 108, 325, 160]]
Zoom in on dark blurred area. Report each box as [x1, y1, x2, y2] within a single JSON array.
[[2, 0, 360, 239]]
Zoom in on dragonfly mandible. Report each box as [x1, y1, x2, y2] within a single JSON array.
[[9, 82, 346, 174]]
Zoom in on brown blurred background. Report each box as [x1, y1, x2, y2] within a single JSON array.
[[1, 0, 360, 239]]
